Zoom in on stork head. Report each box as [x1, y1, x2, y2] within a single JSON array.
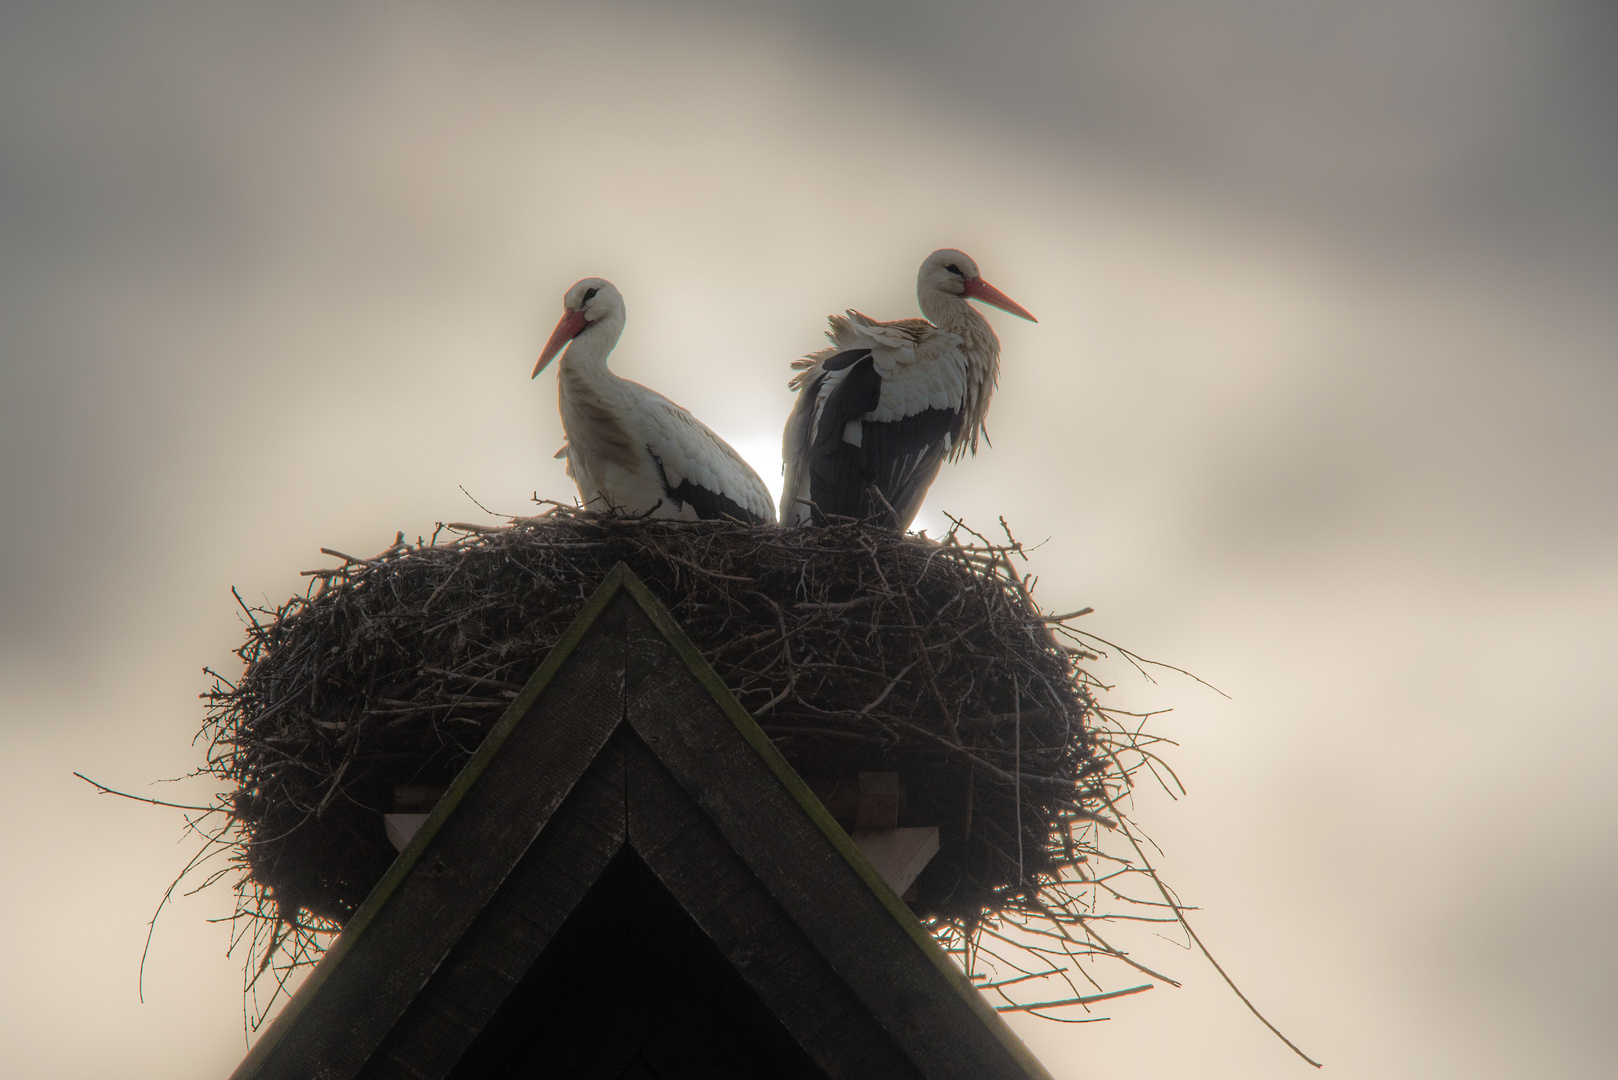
[[533, 277, 624, 377], [917, 248, 1037, 322]]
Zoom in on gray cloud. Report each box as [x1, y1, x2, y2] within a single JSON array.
[[1, 2, 1614, 1076], [672, 0, 1618, 252]]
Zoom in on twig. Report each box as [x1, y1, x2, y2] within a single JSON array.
[[74, 773, 217, 813], [995, 983, 1154, 1012], [1099, 790, 1322, 1068]]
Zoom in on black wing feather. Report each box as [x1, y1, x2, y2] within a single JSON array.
[[820, 347, 872, 372], [849, 407, 957, 528], [649, 452, 771, 525], [805, 353, 959, 529]]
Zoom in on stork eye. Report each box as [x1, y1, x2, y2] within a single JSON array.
[[945, 264, 963, 276], [583, 287, 599, 302]]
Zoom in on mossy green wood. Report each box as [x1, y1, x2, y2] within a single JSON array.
[[232, 562, 1053, 1080], [612, 568, 1054, 1080], [230, 567, 630, 1080]]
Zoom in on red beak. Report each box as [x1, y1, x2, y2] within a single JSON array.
[[962, 277, 1037, 322], [533, 308, 588, 377]]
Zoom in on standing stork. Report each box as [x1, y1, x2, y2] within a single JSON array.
[[533, 278, 775, 524], [780, 249, 1036, 529]]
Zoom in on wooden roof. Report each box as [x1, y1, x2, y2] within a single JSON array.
[[229, 564, 1054, 1080]]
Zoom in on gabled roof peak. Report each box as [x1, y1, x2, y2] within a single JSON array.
[[232, 564, 1052, 1080]]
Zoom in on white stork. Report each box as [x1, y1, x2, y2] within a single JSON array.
[[780, 249, 1036, 529], [533, 278, 775, 524]]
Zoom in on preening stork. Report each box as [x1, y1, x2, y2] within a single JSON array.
[[533, 278, 776, 524], [781, 249, 1036, 529]]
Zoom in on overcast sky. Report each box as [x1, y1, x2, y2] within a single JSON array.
[[2, 2, 1615, 1077]]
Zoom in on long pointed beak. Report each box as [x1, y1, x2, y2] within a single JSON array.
[[963, 277, 1037, 322], [533, 309, 588, 377]]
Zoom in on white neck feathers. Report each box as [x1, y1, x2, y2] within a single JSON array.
[[920, 289, 1001, 457], [561, 310, 624, 368]]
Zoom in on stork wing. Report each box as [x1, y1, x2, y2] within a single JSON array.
[[631, 391, 776, 524], [824, 312, 967, 425], [831, 312, 961, 368], [784, 311, 969, 529], [801, 352, 957, 529]]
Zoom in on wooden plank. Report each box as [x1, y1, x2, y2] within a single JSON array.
[[855, 771, 904, 830], [235, 590, 631, 1080], [626, 731, 924, 1080], [851, 827, 940, 897], [614, 569, 1040, 1053], [621, 600, 1049, 1080], [441, 843, 829, 1079], [636, 813, 843, 1040], [384, 814, 431, 852], [360, 736, 629, 1080]]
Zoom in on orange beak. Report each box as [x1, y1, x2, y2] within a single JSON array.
[[533, 308, 588, 377], [963, 277, 1037, 322]]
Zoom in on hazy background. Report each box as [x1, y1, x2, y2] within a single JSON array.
[[3, 1, 1615, 1076]]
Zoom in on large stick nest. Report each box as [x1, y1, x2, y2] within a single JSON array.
[[201, 508, 1180, 1021]]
